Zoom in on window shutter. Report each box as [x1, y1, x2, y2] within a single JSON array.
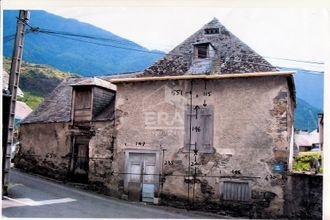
[[185, 108, 199, 149], [184, 105, 213, 152], [200, 106, 213, 151]]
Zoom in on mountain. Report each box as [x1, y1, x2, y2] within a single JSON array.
[[295, 98, 322, 132], [279, 67, 324, 110], [278, 67, 323, 131], [3, 10, 165, 76], [3, 57, 78, 109]]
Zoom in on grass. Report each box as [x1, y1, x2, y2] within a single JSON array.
[[17, 91, 44, 110], [3, 57, 79, 79], [3, 57, 79, 109]]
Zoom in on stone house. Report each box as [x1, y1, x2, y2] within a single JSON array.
[[15, 18, 296, 218]]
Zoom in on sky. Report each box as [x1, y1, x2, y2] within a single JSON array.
[[49, 7, 328, 72]]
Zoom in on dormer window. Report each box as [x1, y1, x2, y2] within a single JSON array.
[[205, 28, 219, 35], [194, 43, 210, 59], [71, 78, 116, 123]]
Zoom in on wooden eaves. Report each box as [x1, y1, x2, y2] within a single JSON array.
[[109, 71, 295, 83]]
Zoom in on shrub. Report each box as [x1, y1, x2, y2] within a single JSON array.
[[293, 151, 322, 172]]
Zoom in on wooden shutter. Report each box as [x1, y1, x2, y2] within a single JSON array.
[[184, 105, 213, 152], [74, 89, 92, 122], [200, 106, 213, 151]]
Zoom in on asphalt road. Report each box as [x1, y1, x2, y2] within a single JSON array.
[[2, 169, 219, 218]]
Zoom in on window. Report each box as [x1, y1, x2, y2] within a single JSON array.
[[220, 181, 251, 202], [195, 44, 209, 59], [204, 28, 219, 35], [184, 105, 213, 153]]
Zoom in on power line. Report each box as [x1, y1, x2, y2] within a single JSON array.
[[3, 29, 34, 42], [38, 31, 167, 56], [7, 18, 326, 70], [38, 28, 149, 50], [3, 34, 17, 42]]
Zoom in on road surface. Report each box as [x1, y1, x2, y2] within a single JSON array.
[[2, 169, 220, 218]]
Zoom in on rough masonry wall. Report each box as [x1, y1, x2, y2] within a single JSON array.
[[15, 123, 71, 180], [88, 121, 116, 194], [284, 174, 322, 219], [112, 76, 293, 217]]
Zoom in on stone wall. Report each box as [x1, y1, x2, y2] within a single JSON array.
[[284, 173, 322, 219], [88, 121, 116, 194], [15, 122, 72, 180], [15, 121, 117, 191], [112, 76, 294, 217]]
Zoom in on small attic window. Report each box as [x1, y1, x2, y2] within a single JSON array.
[[194, 43, 209, 59], [204, 28, 219, 35]]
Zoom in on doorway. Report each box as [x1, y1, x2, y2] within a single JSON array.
[[126, 152, 158, 202], [70, 135, 89, 182]]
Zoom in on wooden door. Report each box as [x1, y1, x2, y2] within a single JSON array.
[[127, 153, 156, 202], [71, 136, 89, 182]]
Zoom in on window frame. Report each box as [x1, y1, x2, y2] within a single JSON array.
[[194, 43, 210, 59]]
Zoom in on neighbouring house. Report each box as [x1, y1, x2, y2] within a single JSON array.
[[14, 18, 296, 218], [2, 70, 28, 128], [14, 101, 33, 128], [2, 69, 30, 186], [318, 113, 324, 151], [294, 129, 320, 152], [3, 70, 24, 97]]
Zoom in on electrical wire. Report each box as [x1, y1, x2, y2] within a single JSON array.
[[7, 18, 325, 72], [38, 31, 167, 55]]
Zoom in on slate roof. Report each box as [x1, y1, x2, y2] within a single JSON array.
[[20, 72, 142, 124], [143, 18, 277, 76], [21, 77, 81, 124]]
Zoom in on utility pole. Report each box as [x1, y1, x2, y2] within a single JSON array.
[[2, 10, 30, 195]]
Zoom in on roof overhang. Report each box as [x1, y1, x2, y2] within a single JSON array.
[[70, 77, 117, 91], [109, 71, 295, 83]]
